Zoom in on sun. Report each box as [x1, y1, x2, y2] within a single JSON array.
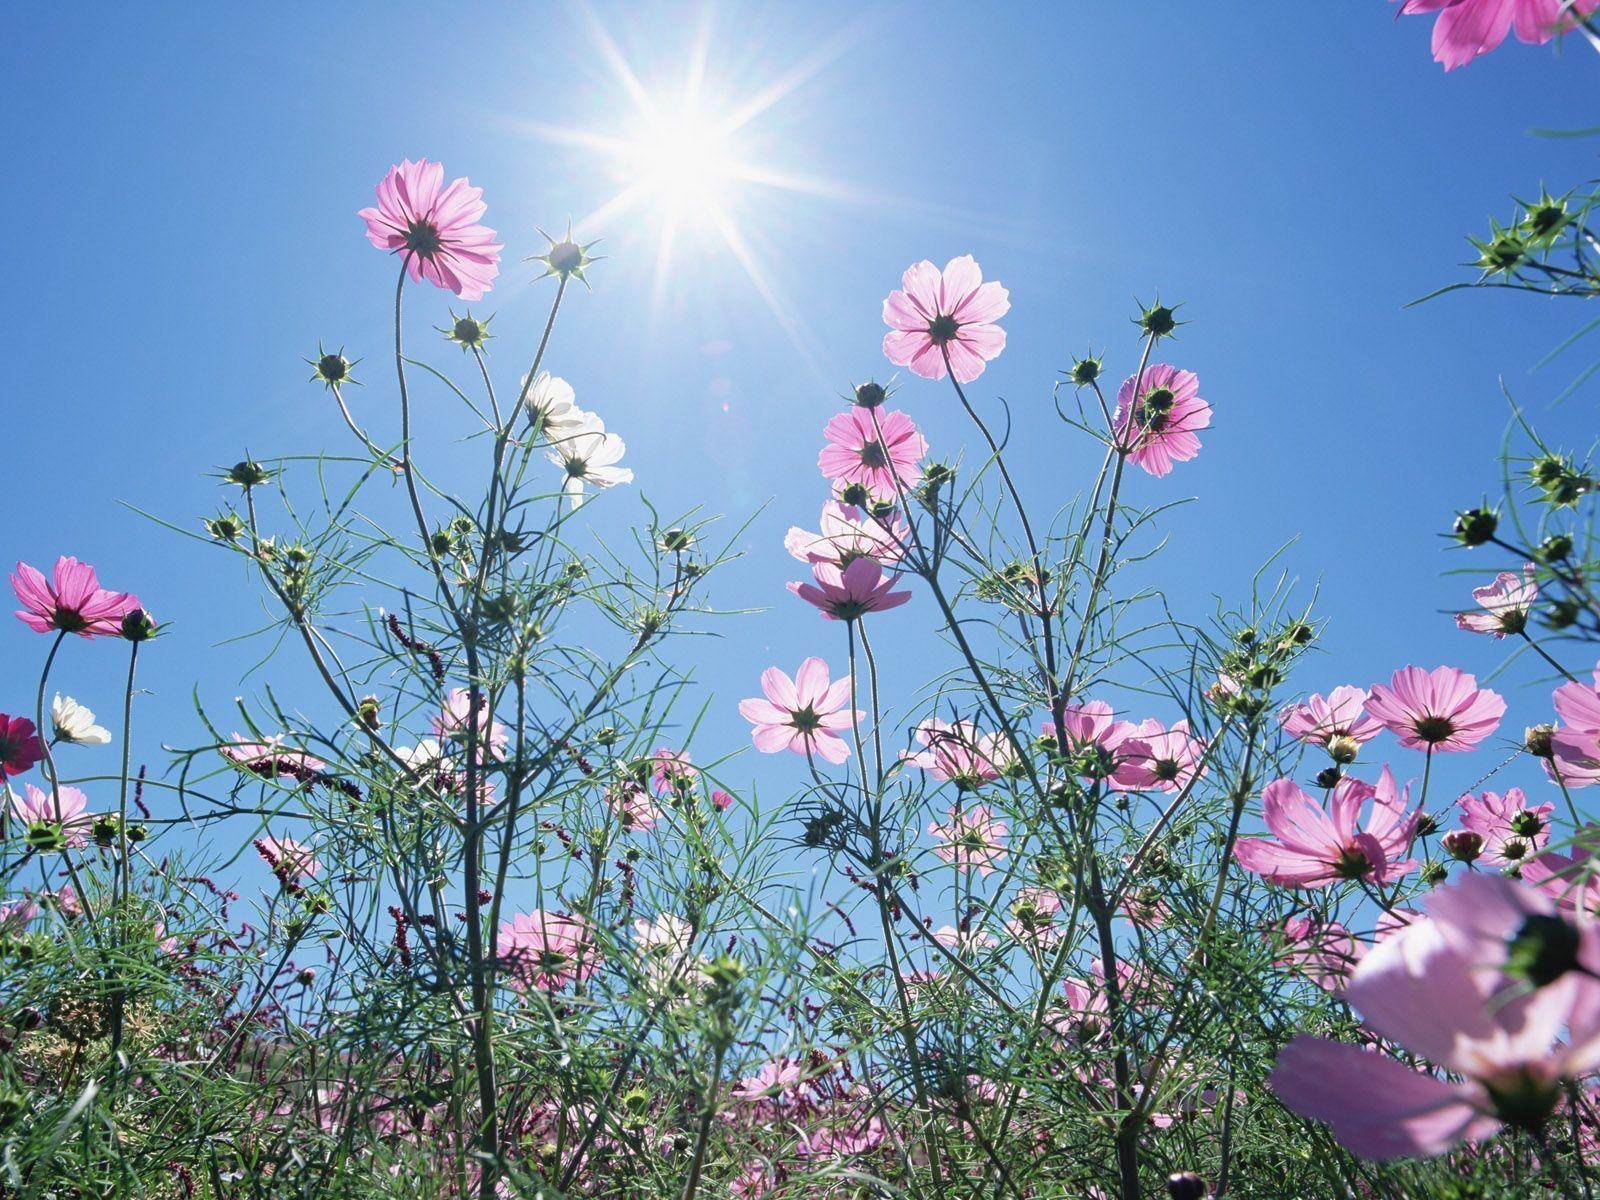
[[512, 9, 875, 368], [619, 103, 738, 220]]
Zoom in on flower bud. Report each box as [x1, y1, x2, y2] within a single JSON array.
[[1442, 829, 1483, 863], [206, 513, 245, 541], [226, 460, 272, 489], [1414, 811, 1439, 839], [1525, 724, 1556, 758], [1314, 766, 1343, 789], [357, 695, 382, 732], [1544, 599, 1582, 630], [445, 312, 492, 350], [1540, 534, 1573, 562], [120, 609, 157, 643], [659, 528, 693, 553], [1068, 355, 1102, 386], [296, 967, 317, 986], [852, 381, 887, 409], [1420, 860, 1449, 886], [1452, 507, 1498, 547], [1166, 1173, 1208, 1200], [1138, 301, 1180, 339]]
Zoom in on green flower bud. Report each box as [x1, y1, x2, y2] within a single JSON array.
[[1453, 507, 1498, 548]]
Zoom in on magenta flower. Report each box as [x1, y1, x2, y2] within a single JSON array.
[[906, 719, 1014, 789], [1280, 686, 1384, 750], [11, 784, 92, 849], [1044, 701, 1158, 791], [1456, 564, 1538, 638], [0, 715, 43, 778], [497, 910, 595, 992], [1456, 787, 1553, 868], [738, 657, 860, 765], [649, 748, 698, 796], [785, 500, 909, 569], [1112, 364, 1211, 478], [817, 407, 928, 496], [928, 803, 1008, 876], [12, 557, 140, 638], [881, 255, 1009, 384], [1395, 0, 1599, 71], [1233, 769, 1419, 888], [1551, 665, 1600, 788], [1270, 875, 1600, 1159], [788, 557, 912, 621], [1128, 718, 1206, 793], [358, 158, 502, 300], [1364, 666, 1505, 753]]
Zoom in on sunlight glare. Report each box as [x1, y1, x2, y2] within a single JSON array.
[[622, 105, 736, 220]]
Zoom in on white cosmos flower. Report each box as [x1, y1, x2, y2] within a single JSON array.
[[546, 411, 633, 509], [51, 695, 111, 746], [394, 738, 446, 772], [523, 371, 588, 437]]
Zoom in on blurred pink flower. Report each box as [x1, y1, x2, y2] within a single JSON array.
[[785, 500, 909, 568], [1456, 564, 1538, 637], [928, 803, 1008, 876], [881, 255, 1009, 384], [906, 719, 1011, 788], [1395, 0, 1599, 71], [1112, 364, 1211, 478], [12, 557, 140, 638], [1274, 914, 1361, 992], [431, 689, 509, 760], [817, 407, 927, 496], [256, 835, 320, 883], [1551, 664, 1600, 788], [1456, 786, 1553, 868], [739, 657, 860, 765], [1280, 686, 1384, 748], [0, 715, 43, 778], [1233, 769, 1419, 888], [11, 784, 92, 848], [606, 781, 662, 831], [1365, 665, 1505, 752], [788, 557, 912, 621], [649, 748, 697, 796], [222, 734, 328, 778], [358, 158, 502, 299], [498, 910, 594, 991], [1271, 874, 1600, 1158]]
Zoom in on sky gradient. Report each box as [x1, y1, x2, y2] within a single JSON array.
[[4, 3, 1597, 884]]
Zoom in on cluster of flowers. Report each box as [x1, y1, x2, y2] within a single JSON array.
[[3, 556, 145, 851], [358, 157, 630, 507]]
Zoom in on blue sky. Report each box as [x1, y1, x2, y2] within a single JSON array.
[[4, 3, 1597, 885]]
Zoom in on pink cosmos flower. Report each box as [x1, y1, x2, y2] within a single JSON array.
[[1006, 886, 1064, 943], [1280, 686, 1384, 749], [497, 910, 594, 991], [1456, 564, 1538, 638], [222, 734, 328, 779], [711, 789, 735, 811], [358, 159, 502, 300], [0, 715, 44, 778], [1521, 826, 1600, 917], [12, 557, 140, 638], [1394, 0, 1599, 71], [817, 408, 927, 496], [1456, 787, 1554, 868], [1270, 875, 1600, 1159], [649, 748, 697, 796], [1274, 915, 1361, 993], [606, 781, 662, 831], [738, 657, 860, 765], [1128, 718, 1205, 793], [1044, 701, 1158, 791], [906, 719, 1012, 789], [788, 557, 912, 621], [11, 784, 92, 848], [1551, 664, 1600, 788], [784, 500, 909, 568], [431, 689, 510, 760], [1233, 769, 1419, 888], [928, 803, 1009, 876], [1112, 365, 1211, 478], [1364, 666, 1505, 753], [256, 835, 320, 883], [881, 255, 1009, 384]]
